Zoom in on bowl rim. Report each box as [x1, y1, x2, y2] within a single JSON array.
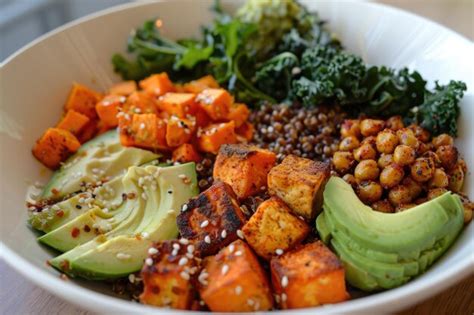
[[1, 0, 473, 313]]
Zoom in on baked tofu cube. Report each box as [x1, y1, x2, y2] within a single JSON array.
[[56, 109, 90, 136], [177, 181, 247, 257], [213, 144, 276, 199], [196, 89, 232, 120], [198, 240, 273, 312], [242, 197, 310, 260], [268, 155, 330, 220], [158, 93, 198, 118], [139, 72, 175, 96], [64, 83, 102, 119], [140, 240, 200, 309], [183, 75, 220, 94], [197, 122, 237, 154], [172, 144, 202, 163], [122, 91, 158, 115], [32, 128, 81, 169], [166, 115, 196, 147], [108, 80, 137, 96], [95, 94, 126, 128], [270, 241, 349, 309]]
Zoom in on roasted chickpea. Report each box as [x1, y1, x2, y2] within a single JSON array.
[[342, 173, 357, 187], [354, 143, 377, 161], [393, 145, 416, 166], [448, 163, 465, 193], [361, 136, 376, 147], [432, 133, 454, 149], [411, 157, 435, 182], [357, 181, 383, 203], [464, 208, 473, 224], [354, 160, 380, 181], [379, 163, 405, 188], [340, 119, 361, 138], [427, 188, 448, 200], [408, 124, 430, 142], [360, 119, 385, 137], [372, 199, 394, 213], [459, 195, 474, 224], [339, 136, 360, 151], [436, 145, 458, 170], [378, 154, 393, 168], [402, 177, 423, 199], [376, 129, 399, 154], [395, 203, 417, 212], [414, 197, 428, 205], [397, 128, 419, 150], [417, 142, 432, 155], [386, 116, 404, 131], [422, 151, 441, 167], [428, 168, 449, 188], [332, 151, 355, 173], [388, 185, 413, 206]]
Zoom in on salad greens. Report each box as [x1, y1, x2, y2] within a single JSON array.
[[112, 0, 467, 136]]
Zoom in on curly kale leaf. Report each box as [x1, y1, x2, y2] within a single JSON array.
[[408, 81, 467, 136]]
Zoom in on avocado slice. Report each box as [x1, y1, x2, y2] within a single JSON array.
[[40, 130, 159, 200], [317, 177, 464, 291], [50, 163, 198, 280]]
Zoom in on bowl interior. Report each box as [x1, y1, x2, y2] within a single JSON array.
[[1, 0, 473, 313]]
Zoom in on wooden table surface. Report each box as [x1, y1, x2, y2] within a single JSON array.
[[1, 1, 473, 314]]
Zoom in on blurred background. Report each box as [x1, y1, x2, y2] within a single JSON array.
[[1, 0, 472, 61]]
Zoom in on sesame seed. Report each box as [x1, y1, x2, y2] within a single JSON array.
[[181, 204, 188, 212], [179, 238, 189, 245], [204, 235, 211, 244], [52, 205, 60, 211], [178, 257, 188, 266], [221, 264, 229, 275], [281, 293, 287, 302], [221, 229, 227, 239], [235, 286, 242, 295], [281, 275, 289, 287], [178, 174, 187, 179], [148, 247, 158, 255], [128, 274, 136, 283], [167, 209, 175, 215], [141, 192, 147, 200], [139, 123, 145, 129], [186, 253, 194, 259], [145, 258, 153, 266], [275, 249, 284, 255], [200, 220, 209, 228], [116, 253, 131, 260], [228, 244, 235, 253], [247, 299, 254, 306], [237, 229, 244, 239], [187, 244, 195, 253], [172, 249, 179, 256], [180, 271, 190, 280], [234, 250, 243, 256], [198, 271, 208, 285], [141, 232, 149, 239], [173, 243, 180, 250]]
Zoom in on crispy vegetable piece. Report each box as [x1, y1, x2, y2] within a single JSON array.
[[236, 122, 255, 142], [197, 89, 232, 121], [118, 113, 167, 150], [197, 121, 237, 154], [64, 83, 102, 119], [268, 155, 330, 220], [270, 241, 349, 309], [172, 144, 202, 163], [183, 75, 219, 94], [108, 80, 137, 96], [242, 197, 309, 260], [139, 72, 175, 96], [226, 103, 250, 127], [95, 94, 126, 128], [166, 116, 196, 147], [158, 93, 198, 118], [122, 91, 158, 114], [32, 128, 81, 169], [193, 107, 212, 128], [56, 110, 90, 136], [198, 240, 273, 312], [76, 119, 98, 143], [177, 181, 247, 257], [140, 240, 200, 309], [214, 144, 276, 199]]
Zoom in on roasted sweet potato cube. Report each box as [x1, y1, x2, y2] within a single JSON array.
[[268, 155, 330, 220], [76, 119, 99, 143], [56, 109, 90, 136], [140, 240, 200, 309], [197, 121, 237, 154], [193, 107, 212, 128], [213, 144, 276, 199], [139, 72, 175, 96], [183, 75, 220, 94], [118, 113, 167, 150], [196, 89, 232, 121], [158, 93, 198, 118], [122, 91, 158, 115], [236, 122, 254, 142], [242, 197, 310, 260], [226, 103, 250, 128], [64, 83, 102, 119], [32, 128, 81, 169], [270, 241, 349, 309], [172, 144, 202, 163], [95, 94, 126, 128], [108, 80, 137, 96], [166, 116, 196, 148], [177, 181, 247, 257], [198, 240, 273, 312]]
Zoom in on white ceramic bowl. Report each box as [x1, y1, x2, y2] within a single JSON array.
[[1, 1, 473, 314]]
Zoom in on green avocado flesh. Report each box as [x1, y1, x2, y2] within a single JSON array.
[[40, 130, 159, 200], [316, 177, 464, 292], [48, 163, 198, 280]]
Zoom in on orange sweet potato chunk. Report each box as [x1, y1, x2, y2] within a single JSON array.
[[166, 116, 196, 148], [56, 110, 90, 136], [139, 72, 175, 96], [236, 122, 254, 142], [183, 75, 219, 94], [95, 94, 126, 128], [172, 144, 202, 163], [76, 119, 98, 144], [213, 144, 276, 199], [64, 83, 102, 119], [118, 113, 167, 150], [158, 93, 198, 118], [197, 121, 236, 154], [226, 103, 250, 127], [198, 240, 273, 312], [32, 128, 81, 169], [108, 80, 137, 96], [122, 91, 158, 115], [270, 241, 349, 309], [196, 89, 232, 121]]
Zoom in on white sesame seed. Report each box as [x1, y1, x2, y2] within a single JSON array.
[[116, 253, 131, 260], [139, 123, 145, 130], [186, 253, 194, 259], [247, 299, 254, 306], [198, 270, 209, 285], [128, 273, 136, 283], [187, 244, 195, 253], [148, 247, 158, 255], [178, 174, 187, 179], [221, 264, 229, 275], [237, 229, 244, 239], [181, 204, 188, 212], [180, 271, 190, 280], [281, 276, 289, 288], [275, 248, 284, 255], [200, 220, 209, 228], [179, 238, 189, 245], [228, 244, 235, 253], [234, 250, 242, 256], [178, 257, 188, 266], [172, 249, 179, 256], [274, 294, 281, 303], [221, 229, 227, 239], [204, 235, 211, 244], [235, 286, 242, 295], [173, 243, 181, 250], [167, 209, 175, 215], [199, 300, 205, 306], [141, 192, 147, 200], [103, 208, 109, 213], [145, 258, 153, 266], [281, 293, 287, 302], [141, 232, 149, 239], [52, 205, 60, 211]]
